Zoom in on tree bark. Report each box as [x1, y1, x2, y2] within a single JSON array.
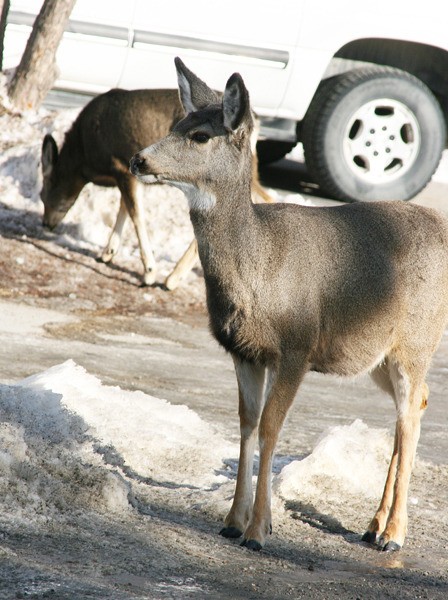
[[0, 0, 10, 71], [7, 0, 76, 110]]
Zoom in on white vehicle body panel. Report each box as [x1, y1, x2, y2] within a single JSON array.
[[4, 1, 448, 129]]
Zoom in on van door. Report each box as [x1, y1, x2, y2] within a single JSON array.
[[55, 0, 134, 93], [120, 0, 303, 116]]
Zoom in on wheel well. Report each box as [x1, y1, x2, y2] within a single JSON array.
[[333, 38, 448, 118]]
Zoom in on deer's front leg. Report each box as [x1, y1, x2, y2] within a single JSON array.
[[102, 197, 128, 263], [130, 199, 156, 286], [220, 358, 265, 539], [242, 359, 306, 551], [120, 180, 157, 286]]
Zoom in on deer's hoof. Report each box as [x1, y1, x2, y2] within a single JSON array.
[[164, 275, 179, 291], [361, 530, 378, 545], [142, 270, 156, 286], [381, 540, 401, 552], [101, 249, 115, 264], [241, 538, 263, 552], [220, 526, 243, 539]]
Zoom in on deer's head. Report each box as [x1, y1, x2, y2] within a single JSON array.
[[130, 58, 254, 211], [40, 134, 84, 229]]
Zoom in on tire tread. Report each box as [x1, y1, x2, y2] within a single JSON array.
[[301, 66, 445, 201]]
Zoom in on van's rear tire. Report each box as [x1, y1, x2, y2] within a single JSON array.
[[302, 67, 446, 201]]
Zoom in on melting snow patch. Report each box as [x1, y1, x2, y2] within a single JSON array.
[[0, 361, 235, 525], [274, 419, 393, 505], [0, 360, 397, 527]]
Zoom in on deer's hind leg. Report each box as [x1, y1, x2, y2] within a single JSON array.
[[364, 357, 429, 551], [165, 239, 199, 290], [220, 358, 266, 539]]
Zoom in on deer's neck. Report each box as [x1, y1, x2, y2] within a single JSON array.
[[188, 178, 270, 362], [172, 182, 218, 212], [189, 177, 259, 279], [57, 127, 86, 186]]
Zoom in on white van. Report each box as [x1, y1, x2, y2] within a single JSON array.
[[4, 0, 448, 201]]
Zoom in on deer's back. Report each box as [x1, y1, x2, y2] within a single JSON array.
[[253, 200, 448, 298], [68, 89, 184, 181]]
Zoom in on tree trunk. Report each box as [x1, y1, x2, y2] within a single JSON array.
[[7, 0, 76, 111], [0, 0, 10, 71]]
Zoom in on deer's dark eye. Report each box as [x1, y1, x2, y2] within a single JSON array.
[[191, 131, 210, 144]]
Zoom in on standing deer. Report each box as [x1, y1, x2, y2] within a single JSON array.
[[41, 88, 271, 288], [130, 58, 448, 552]]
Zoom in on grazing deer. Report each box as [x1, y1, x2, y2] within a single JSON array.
[[41, 88, 271, 287], [130, 57, 448, 553]]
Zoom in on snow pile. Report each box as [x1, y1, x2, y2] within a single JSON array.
[[275, 419, 393, 505], [23, 360, 234, 487], [0, 388, 128, 521], [0, 361, 235, 524], [0, 361, 397, 526], [0, 382, 131, 521]]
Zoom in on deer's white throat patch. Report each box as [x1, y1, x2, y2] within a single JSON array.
[[171, 182, 216, 211]]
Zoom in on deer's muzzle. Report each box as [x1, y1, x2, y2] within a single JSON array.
[[42, 208, 65, 230], [130, 152, 163, 184], [129, 153, 146, 176]]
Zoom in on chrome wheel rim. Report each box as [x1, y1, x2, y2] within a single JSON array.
[[342, 98, 421, 184]]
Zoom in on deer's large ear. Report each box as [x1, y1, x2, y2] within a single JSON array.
[[42, 134, 58, 177], [223, 73, 252, 132], [175, 57, 219, 114]]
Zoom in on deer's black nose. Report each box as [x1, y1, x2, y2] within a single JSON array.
[[130, 154, 145, 175]]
